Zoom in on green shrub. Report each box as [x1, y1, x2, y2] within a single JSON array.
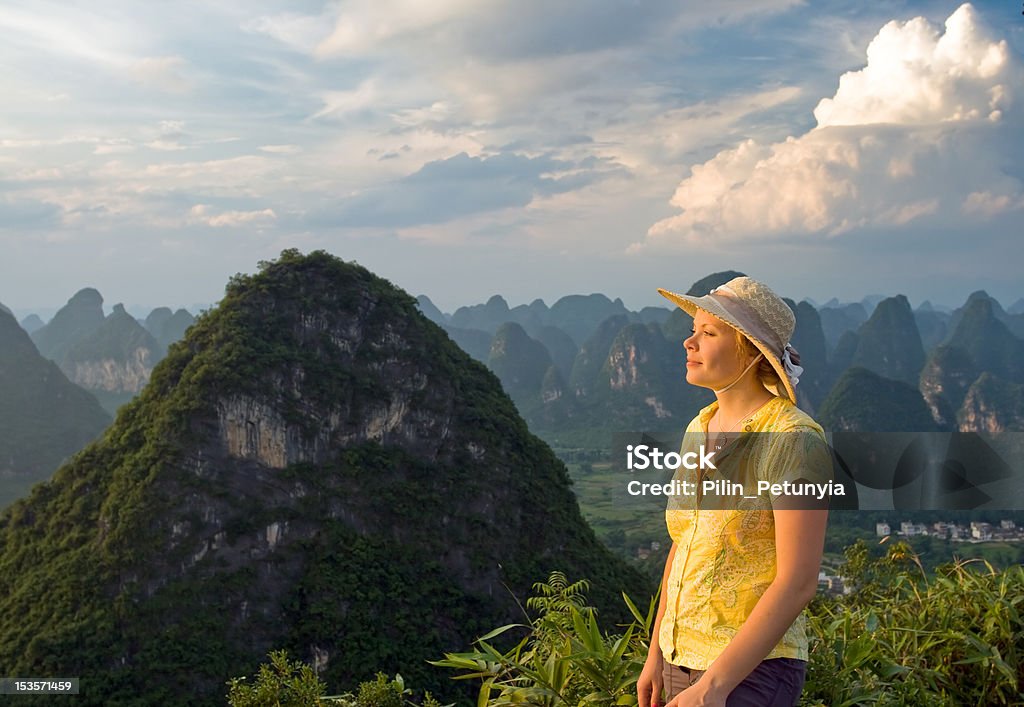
[[231, 545, 1024, 707], [802, 539, 1024, 706], [226, 652, 447, 707], [225, 650, 327, 707], [430, 571, 655, 706]]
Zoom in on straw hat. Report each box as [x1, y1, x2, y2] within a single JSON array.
[[657, 276, 804, 403]]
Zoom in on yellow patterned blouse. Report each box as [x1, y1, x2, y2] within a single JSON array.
[[659, 396, 833, 670]]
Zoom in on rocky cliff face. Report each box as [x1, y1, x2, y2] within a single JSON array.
[[594, 322, 710, 428], [569, 314, 631, 398], [958, 373, 1024, 435], [0, 250, 646, 706], [61, 304, 160, 395], [919, 345, 979, 428]]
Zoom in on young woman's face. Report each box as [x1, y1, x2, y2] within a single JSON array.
[[682, 310, 756, 390]]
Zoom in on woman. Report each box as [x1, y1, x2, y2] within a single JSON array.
[[636, 276, 833, 707]]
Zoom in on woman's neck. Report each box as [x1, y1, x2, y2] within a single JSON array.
[[714, 378, 775, 428]]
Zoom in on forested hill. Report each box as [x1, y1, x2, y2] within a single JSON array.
[[0, 249, 647, 706], [0, 307, 110, 507]]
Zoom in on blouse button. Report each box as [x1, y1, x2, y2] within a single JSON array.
[[744, 425, 752, 431]]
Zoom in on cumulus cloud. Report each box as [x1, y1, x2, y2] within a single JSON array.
[[813, 6, 1015, 126], [638, 3, 1024, 251]]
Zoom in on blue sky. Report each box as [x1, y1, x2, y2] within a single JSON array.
[[1, 1, 1022, 318]]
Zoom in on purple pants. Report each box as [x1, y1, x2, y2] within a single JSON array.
[[662, 656, 806, 706]]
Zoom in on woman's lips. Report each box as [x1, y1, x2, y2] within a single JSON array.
[[686, 361, 701, 367]]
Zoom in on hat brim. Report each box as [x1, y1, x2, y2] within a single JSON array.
[[657, 287, 797, 403]]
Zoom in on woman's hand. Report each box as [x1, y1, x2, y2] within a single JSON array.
[[636, 651, 664, 707], [664, 680, 727, 707]]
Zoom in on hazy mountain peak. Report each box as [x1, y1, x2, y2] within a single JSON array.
[[685, 270, 745, 296], [68, 287, 103, 307]]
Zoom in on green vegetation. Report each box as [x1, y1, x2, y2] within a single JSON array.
[[226, 651, 448, 707], [235, 548, 1023, 706], [818, 366, 939, 432], [430, 571, 651, 706], [0, 309, 111, 509], [805, 540, 1024, 705]]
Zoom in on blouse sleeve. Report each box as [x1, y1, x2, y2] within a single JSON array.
[[758, 425, 835, 507]]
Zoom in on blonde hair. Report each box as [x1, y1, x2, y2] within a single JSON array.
[[732, 328, 781, 390]]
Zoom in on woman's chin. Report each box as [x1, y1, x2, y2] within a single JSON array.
[[685, 370, 709, 387]]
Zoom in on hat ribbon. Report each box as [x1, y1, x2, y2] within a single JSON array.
[[783, 343, 803, 387]]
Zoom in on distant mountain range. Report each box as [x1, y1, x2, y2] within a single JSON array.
[[412, 279, 1024, 445], [3, 274, 1021, 512], [24, 290, 195, 415]]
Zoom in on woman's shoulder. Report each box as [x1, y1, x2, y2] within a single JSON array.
[[764, 397, 825, 437], [684, 400, 719, 432]]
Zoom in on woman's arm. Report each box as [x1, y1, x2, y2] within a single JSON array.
[[672, 507, 828, 704], [637, 541, 677, 707], [651, 540, 677, 650]]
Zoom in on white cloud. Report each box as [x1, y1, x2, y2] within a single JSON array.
[[637, 3, 1024, 251], [145, 140, 188, 152], [313, 0, 484, 58], [961, 191, 1024, 217], [242, 12, 333, 54], [813, 4, 1016, 127], [189, 204, 277, 228], [311, 79, 380, 120], [94, 140, 135, 155], [258, 144, 302, 154], [0, 5, 130, 66]]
